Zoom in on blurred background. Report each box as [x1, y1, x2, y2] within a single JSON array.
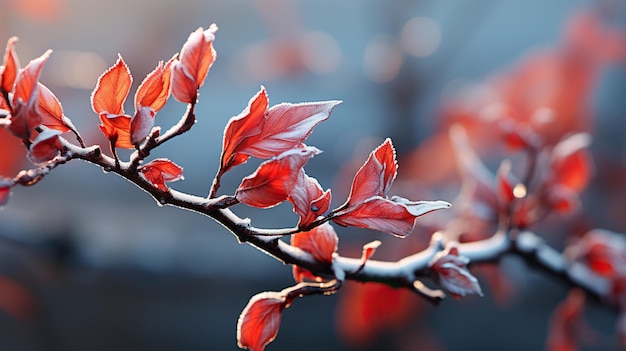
[[0, 0, 625, 350]]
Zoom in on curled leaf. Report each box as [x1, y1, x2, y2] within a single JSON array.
[[429, 243, 483, 298], [235, 147, 319, 209], [288, 170, 331, 228], [139, 158, 184, 191], [171, 24, 217, 103], [28, 127, 63, 164]]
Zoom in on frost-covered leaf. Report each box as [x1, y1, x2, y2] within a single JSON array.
[[237, 292, 286, 351], [28, 127, 63, 164], [235, 147, 318, 209], [430, 243, 483, 298], [288, 170, 331, 228], [91, 54, 132, 116], [333, 196, 450, 237], [171, 24, 217, 103], [139, 158, 184, 191], [220, 87, 268, 174], [9, 49, 51, 140], [241, 100, 340, 159]]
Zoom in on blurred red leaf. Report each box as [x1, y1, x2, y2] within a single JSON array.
[[237, 292, 286, 351], [549, 133, 592, 193], [91, 54, 132, 116], [236, 146, 318, 208], [288, 170, 331, 228], [546, 290, 585, 351], [1, 37, 19, 94], [171, 24, 217, 103], [139, 158, 184, 191], [430, 243, 483, 298], [220, 88, 269, 174], [0, 177, 12, 206], [336, 281, 418, 348]]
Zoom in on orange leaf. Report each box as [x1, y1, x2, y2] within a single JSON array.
[[98, 114, 132, 149], [91, 54, 132, 116], [1, 37, 19, 93], [37, 82, 71, 133], [9, 50, 52, 140], [179, 24, 217, 87], [134, 58, 173, 112], [220, 87, 269, 174], [235, 146, 319, 209], [171, 24, 217, 103], [237, 292, 286, 351], [139, 158, 184, 191]]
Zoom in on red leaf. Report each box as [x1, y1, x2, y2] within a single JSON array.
[[336, 281, 418, 348], [333, 196, 450, 237], [550, 134, 592, 193], [134, 58, 173, 113], [1, 37, 19, 93], [28, 127, 63, 164], [241, 100, 340, 159], [220, 88, 269, 174], [288, 170, 331, 228], [546, 290, 585, 351], [429, 243, 483, 298], [567, 229, 626, 279], [91, 54, 132, 116], [237, 292, 286, 351], [0, 177, 12, 206], [9, 49, 52, 140], [37, 82, 72, 133], [171, 24, 217, 103], [496, 159, 517, 209], [235, 147, 318, 209], [346, 138, 397, 206], [291, 223, 337, 264], [140, 158, 184, 191]]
